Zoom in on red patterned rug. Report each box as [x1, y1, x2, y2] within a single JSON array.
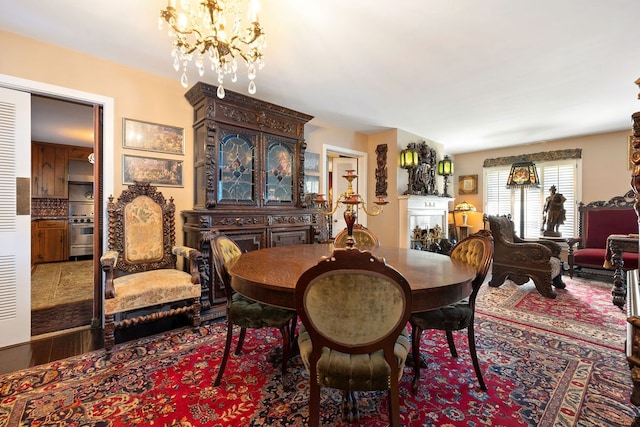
[[0, 276, 638, 426]]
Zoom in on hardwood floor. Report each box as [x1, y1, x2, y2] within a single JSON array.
[[0, 317, 194, 376], [0, 327, 102, 375]]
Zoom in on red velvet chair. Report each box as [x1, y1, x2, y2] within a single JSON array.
[[568, 192, 638, 277]]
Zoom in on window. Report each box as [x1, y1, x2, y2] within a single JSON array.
[[484, 160, 579, 238]]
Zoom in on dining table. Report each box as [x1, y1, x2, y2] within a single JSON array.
[[227, 243, 477, 313]]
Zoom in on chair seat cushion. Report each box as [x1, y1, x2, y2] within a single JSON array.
[[297, 324, 410, 391], [410, 301, 472, 331], [575, 248, 639, 270], [231, 293, 296, 328], [105, 269, 200, 315]]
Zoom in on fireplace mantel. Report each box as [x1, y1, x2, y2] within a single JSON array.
[[398, 195, 453, 249]]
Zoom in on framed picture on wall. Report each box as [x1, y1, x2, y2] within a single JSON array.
[[458, 174, 478, 195], [122, 154, 183, 187], [123, 118, 185, 155]]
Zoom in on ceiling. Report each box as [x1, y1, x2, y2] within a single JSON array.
[[4, 0, 640, 154]]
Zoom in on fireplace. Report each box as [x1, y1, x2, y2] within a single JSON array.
[[398, 195, 453, 249]]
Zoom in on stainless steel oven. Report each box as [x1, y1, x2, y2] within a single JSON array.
[[68, 183, 94, 257], [69, 218, 94, 257]]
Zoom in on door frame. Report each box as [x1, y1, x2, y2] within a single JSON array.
[[320, 144, 369, 231], [0, 73, 114, 338]]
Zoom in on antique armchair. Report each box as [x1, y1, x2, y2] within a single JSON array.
[[333, 224, 380, 249], [410, 230, 494, 392], [101, 181, 203, 352], [484, 214, 565, 299], [208, 231, 297, 387], [296, 248, 412, 426]]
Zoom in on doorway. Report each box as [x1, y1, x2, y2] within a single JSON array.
[[321, 145, 368, 238], [30, 95, 97, 336], [0, 74, 114, 348]]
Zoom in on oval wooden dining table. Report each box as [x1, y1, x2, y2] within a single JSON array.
[[227, 244, 477, 313]]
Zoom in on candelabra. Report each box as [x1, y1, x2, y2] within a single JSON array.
[[314, 170, 388, 248]]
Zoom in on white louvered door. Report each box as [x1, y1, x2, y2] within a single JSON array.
[[0, 87, 31, 348]]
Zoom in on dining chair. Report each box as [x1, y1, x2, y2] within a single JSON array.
[[208, 231, 297, 387], [333, 224, 380, 249], [296, 248, 412, 426], [410, 229, 494, 392]]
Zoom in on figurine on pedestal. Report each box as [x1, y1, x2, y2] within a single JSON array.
[[541, 185, 566, 237]]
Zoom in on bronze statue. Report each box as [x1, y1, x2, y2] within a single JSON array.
[[541, 185, 566, 236]]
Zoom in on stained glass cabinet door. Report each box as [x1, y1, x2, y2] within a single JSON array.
[[265, 139, 294, 204], [218, 133, 256, 204]]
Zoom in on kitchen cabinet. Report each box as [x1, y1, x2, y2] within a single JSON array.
[[32, 142, 68, 198], [32, 219, 68, 264], [182, 82, 317, 318], [67, 146, 93, 162]]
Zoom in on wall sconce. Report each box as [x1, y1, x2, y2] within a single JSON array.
[[400, 144, 419, 195], [437, 155, 454, 198]]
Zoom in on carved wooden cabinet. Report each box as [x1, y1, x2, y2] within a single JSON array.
[[182, 82, 316, 318]]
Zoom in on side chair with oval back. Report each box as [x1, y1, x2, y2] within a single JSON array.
[[409, 229, 494, 392], [296, 248, 412, 426], [208, 231, 297, 388]]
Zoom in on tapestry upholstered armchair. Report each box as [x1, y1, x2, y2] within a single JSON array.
[[101, 181, 203, 352], [484, 214, 565, 299]]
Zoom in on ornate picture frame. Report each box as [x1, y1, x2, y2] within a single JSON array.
[[122, 154, 183, 187], [123, 118, 184, 155], [458, 174, 478, 195]]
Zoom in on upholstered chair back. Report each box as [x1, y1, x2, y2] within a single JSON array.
[[123, 195, 164, 264], [333, 224, 380, 249], [450, 229, 494, 293], [304, 271, 406, 349], [107, 181, 176, 274]]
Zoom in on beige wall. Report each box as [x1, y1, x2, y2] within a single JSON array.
[[451, 130, 633, 235]]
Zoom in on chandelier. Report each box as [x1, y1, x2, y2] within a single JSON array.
[[159, 0, 266, 98], [314, 170, 388, 248]]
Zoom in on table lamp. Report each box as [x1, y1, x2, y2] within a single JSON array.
[[506, 161, 540, 238]]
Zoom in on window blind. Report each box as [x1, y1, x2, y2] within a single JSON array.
[[484, 160, 578, 238]]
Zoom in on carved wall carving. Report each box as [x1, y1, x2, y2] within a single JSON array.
[[483, 149, 582, 168]]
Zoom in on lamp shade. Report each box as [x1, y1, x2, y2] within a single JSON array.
[[437, 155, 454, 176], [454, 201, 477, 212], [400, 147, 419, 169], [506, 161, 540, 188]]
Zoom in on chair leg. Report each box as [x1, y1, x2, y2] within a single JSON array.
[[191, 299, 202, 327], [279, 324, 291, 387], [411, 324, 423, 393], [446, 330, 458, 358], [214, 320, 235, 386], [235, 327, 247, 355], [308, 369, 321, 427], [467, 323, 487, 391], [388, 373, 401, 427], [104, 314, 115, 352]]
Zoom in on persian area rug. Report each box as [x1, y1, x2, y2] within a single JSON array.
[[1, 276, 639, 426], [31, 260, 93, 335]]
